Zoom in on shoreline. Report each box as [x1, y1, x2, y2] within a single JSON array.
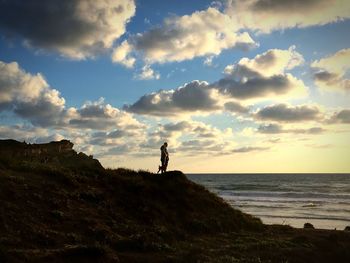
[[187, 173, 350, 232]]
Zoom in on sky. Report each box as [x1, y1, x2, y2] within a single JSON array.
[[0, 0, 350, 173]]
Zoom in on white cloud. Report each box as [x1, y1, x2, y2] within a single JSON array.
[[0, 61, 66, 126], [111, 40, 136, 68], [214, 47, 307, 100], [126, 48, 307, 116], [112, 7, 257, 66], [0, 61, 145, 132], [135, 65, 160, 80], [68, 98, 145, 130], [224, 46, 304, 77], [311, 48, 350, 92], [203, 55, 215, 66]]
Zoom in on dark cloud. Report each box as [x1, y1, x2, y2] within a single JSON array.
[[215, 47, 305, 99], [214, 74, 293, 99], [0, 0, 135, 59], [330, 109, 350, 124], [227, 0, 350, 33], [14, 99, 65, 127], [163, 121, 192, 132], [89, 128, 144, 146], [251, 0, 319, 12], [224, 101, 249, 113], [257, 123, 283, 134], [232, 146, 269, 153], [312, 70, 350, 91], [267, 138, 281, 144], [104, 144, 134, 156], [311, 48, 350, 91], [258, 123, 325, 134], [313, 71, 338, 83], [255, 104, 321, 122], [177, 139, 223, 153], [124, 80, 220, 116], [0, 1, 90, 46]]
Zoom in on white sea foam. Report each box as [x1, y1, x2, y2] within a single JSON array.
[[188, 173, 350, 230]]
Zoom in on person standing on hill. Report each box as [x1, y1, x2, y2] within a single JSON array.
[[160, 142, 169, 173]]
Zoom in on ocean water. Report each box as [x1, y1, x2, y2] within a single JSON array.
[[187, 174, 350, 230]]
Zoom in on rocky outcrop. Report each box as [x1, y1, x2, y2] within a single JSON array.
[[304, 222, 315, 229], [0, 139, 102, 172], [0, 139, 73, 158]]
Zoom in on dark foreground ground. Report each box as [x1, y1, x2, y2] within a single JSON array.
[[0, 140, 350, 262]]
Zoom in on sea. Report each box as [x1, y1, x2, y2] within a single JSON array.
[[187, 173, 350, 230]]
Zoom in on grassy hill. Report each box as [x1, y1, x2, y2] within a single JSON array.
[[0, 140, 350, 262]]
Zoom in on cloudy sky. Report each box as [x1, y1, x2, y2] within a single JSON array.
[[0, 0, 350, 173]]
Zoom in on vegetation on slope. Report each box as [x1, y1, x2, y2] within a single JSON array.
[[0, 139, 349, 262]]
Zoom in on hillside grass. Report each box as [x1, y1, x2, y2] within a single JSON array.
[[0, 152, 350, 262]]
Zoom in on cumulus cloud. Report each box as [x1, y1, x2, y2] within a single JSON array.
[[212, 47, 307, 100], [135, 65, 160, 80], [111, 40, 136, 67], [112, 7, 256, 66], [226, 0, 350, 33], [125, 47, 307, 115], [124, 80, 222, 116], [0, 61, 144, 132], [1, 60, 254, 159], [311, 48, 350, 92], [214, 74, 306, 100], [257, 123, 325, 134], [67, 98, 145, 130], [0, 60, 149, 159], [0, 60, 66, 126], [0, 0, 136, 59], [224, 46, 304, 77], [255, 104, 322, 122], [329, 109, 350, 124]]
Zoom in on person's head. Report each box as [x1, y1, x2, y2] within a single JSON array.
[[164, 142, 168, 147]]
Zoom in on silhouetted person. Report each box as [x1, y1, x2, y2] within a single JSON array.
[[158, 142, 169, 174]]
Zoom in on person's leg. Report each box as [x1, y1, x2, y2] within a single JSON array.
[[161, 159, 165, 174], [164, 159, 168, 172]]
